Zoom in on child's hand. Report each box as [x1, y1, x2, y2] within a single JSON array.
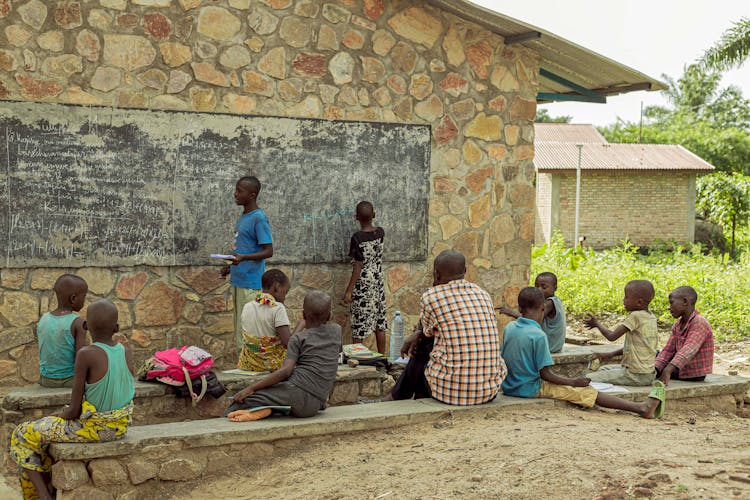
[[229, 254, 242, 265], [572, 377, 591, 387], [341, 291, 353, 305], [233, 388, 253, 403], [583, 316, 600, 329], [219, 265, 230, 278]]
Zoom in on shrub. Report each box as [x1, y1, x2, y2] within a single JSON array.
[[531, 234, 750, 341]]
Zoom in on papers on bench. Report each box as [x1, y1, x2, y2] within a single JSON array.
[[590, 382, 629, 393]]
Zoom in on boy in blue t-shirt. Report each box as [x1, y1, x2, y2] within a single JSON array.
[[497, 272, 566, 353], [502, 287, 664, 419], [220, 176, 273, 354], [37, 274, 89, 388]]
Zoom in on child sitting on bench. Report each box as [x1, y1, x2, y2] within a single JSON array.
[[37, 274, 89, 388], [502, 287, 664, 419], [237, 269, 293, 373], [10, 300, 135, 500], [226, 290, 342, 421]]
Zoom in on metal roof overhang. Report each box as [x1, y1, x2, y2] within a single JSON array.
[[426, 0, 665, 104]]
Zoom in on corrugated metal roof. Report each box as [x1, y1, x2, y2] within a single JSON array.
[[535, 143, 715, 171], [426, 1, 665, 101], [535, 123, 607, 143]]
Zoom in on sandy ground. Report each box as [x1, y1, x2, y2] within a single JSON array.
[[177, 405, 750, 500]]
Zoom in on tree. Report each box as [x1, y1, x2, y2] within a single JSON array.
[[696, 173, 750, 256], [702, 18, 750, 71], [535, 109, 572, 123], [599, 64, 750, 175]]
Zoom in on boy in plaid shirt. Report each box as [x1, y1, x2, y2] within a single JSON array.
[[655, 286, 714, 385]]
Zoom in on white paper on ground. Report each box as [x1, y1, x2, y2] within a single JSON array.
[[590, 382, 629, 393]]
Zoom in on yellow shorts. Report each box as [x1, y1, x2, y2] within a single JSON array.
[[537, 380, 598, 408]]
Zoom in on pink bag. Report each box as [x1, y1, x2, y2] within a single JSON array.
[[144, 346, 214, 405]]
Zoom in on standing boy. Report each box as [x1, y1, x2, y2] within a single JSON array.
[[654, 286, 714, 385], [221, 176, 274, 354], [226, 291, 341, 420], [10, 300, 135, 500], [37, 274, 88, 388], [498, 272, 566, 353], [342, 201, 386, 354], [502, 287, 664, 418], [584, 280, 658, 386]]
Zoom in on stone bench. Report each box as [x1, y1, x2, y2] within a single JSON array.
[[47, 396, 552, 499], [0, 366, 392, 473], [43, 374, 749, 499], [550, 343, 622, 377]]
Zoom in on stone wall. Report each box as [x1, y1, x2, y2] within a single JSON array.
[[538, 171, 695, 249], [0, 0, 539, 384]]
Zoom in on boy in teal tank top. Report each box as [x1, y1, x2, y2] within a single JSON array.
[[37, 274, 89, 388], [10, 300, 135, 500]]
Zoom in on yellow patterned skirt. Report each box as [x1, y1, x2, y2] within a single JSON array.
[[10, 400, 133, 479], [237, 334, 287, 372]]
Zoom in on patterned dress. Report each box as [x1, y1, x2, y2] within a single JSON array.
[[349, 227, 387, 340]]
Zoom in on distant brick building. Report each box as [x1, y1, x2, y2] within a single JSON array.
[[534, 124, 714, 249]]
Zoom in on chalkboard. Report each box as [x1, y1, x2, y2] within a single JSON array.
[[0, 101, 430, 267]]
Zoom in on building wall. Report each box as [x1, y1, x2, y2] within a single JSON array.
[[550, 170, 694, 248], [0, 0, 539, 384]]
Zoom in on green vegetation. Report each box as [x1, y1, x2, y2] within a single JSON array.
[[531, 235, 750, 342], [697, 172, 750, 256]]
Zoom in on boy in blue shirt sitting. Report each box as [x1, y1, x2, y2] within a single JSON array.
[[501, 287, 664, 418]]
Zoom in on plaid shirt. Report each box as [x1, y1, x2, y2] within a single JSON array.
[[422, 279, 506, 405], [655, 310, 714, 378]]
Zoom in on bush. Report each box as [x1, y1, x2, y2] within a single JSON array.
[[531, 235, 750, 341]]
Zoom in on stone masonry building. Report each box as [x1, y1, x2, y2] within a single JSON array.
[[0, 0, 661, 384]]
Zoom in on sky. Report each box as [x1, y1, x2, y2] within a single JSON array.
[[473, 0, 750, 126]]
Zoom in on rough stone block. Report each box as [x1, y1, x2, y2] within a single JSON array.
[[126, 460, 158, 485], [360, 379, 382, 397], [88, 458, 128, 486], [158, 457, 206, 481], [329, 381, 358, 405], [51, 460, 90, 491]]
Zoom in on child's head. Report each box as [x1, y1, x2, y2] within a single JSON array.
[[623, 280, 655, 312], [234, 176, 261, 206], [261, 269, 290, 303], [53, 274, 88, 312], [534, 272, 557, 299], [668, 286, 697, 318], [84, 299, 119, 340], [517, 286, 546, 325], [302, 290, 331, 326], [355, 201, 375, 224]]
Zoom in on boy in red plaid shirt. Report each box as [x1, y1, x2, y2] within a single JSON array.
[[655, 286, 714, 385]]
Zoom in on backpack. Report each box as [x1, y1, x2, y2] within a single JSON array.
[[140, 346, 217, 405]]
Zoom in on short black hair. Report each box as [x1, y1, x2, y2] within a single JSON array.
[[356, 201, 374, 219], [626, 280, 655, 304], [518, 286, 545, 311], [261, 269, 289, 290], [672, 286, 698, 305], [536, 272, 558, 287], [237, 176, 261, 193]]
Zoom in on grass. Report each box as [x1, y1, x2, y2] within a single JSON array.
[[531, 235, 750, 342]]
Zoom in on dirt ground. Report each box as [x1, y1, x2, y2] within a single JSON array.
[[177, 405, 750, 500]]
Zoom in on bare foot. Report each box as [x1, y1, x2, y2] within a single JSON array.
[[227, 408, 272, 422], [639, 398, 661, 419]]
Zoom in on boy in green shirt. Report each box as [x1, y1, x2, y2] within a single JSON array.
[[584, 280, 658, 386]]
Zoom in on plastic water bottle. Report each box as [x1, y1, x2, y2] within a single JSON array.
[[389, 311, 405, 360]]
